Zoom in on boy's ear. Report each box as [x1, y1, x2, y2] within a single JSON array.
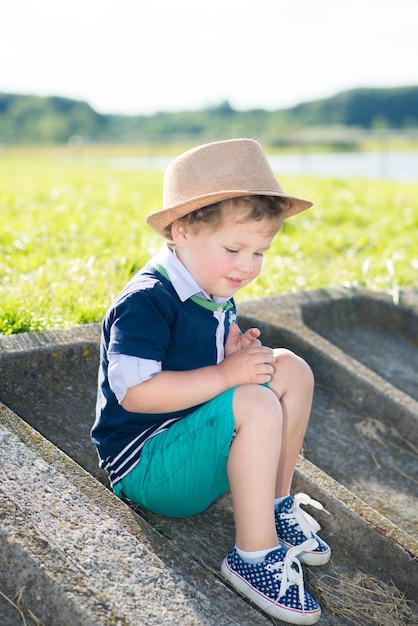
[[171, 219, 188, 246]]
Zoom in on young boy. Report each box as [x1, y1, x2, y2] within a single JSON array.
[[92, 139, 330, 625]]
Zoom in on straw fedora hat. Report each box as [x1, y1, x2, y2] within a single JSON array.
[[146, 138, 313, 238]]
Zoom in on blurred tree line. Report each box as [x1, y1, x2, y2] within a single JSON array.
[[0, 86, 417, 144]]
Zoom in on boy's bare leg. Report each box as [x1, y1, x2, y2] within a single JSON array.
[[228, 383, 282, 552], [227, 350, 314, 552], [269, 349, 314, 497]]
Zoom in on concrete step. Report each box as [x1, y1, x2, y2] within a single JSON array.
[[0, 288, 417, 625]]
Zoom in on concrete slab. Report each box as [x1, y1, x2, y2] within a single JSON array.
[[238, 288, 418, 541], [301, 291, 418, 400], [0, 403, 274, 626], [0, 288, 417, 625]]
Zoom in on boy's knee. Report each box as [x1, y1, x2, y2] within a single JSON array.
[[233, 384, 282, 431], [273, 349, 314, 391], [234, 382, 277, 407]]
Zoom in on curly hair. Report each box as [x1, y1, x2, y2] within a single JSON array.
[[163, 195, 289, 239]]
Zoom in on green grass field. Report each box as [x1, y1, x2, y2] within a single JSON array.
[[1, 149, 417, 334]]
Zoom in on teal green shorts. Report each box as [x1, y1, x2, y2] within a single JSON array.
[[116, 386, 236, 517]]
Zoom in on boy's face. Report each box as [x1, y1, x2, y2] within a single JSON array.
[[172, 214, 282, 298]]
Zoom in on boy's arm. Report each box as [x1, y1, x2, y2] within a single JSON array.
[[121, 342, 275, 414]]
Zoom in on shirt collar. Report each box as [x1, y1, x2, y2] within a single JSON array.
[[152, 244, 230, 305]]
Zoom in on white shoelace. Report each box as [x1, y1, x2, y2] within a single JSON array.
[[280, 493, 330, 539], [266, 539, 318, 608]]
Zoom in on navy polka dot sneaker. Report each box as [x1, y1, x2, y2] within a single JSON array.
[[221, 541, 321, 625], [275, 493, 331, 566]]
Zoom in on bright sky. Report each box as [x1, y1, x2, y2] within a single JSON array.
[[2, 0, 417, 115]]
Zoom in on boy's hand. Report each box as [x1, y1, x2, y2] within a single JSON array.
[[220, 324, 275, 386], [224, 323, 262, 356]]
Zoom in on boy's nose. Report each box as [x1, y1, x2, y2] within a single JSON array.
[[236, 256, 255, 274]]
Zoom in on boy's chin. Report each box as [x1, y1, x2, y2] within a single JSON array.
[[213, 287, 239, 299], [212, 279, 249, 298]]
